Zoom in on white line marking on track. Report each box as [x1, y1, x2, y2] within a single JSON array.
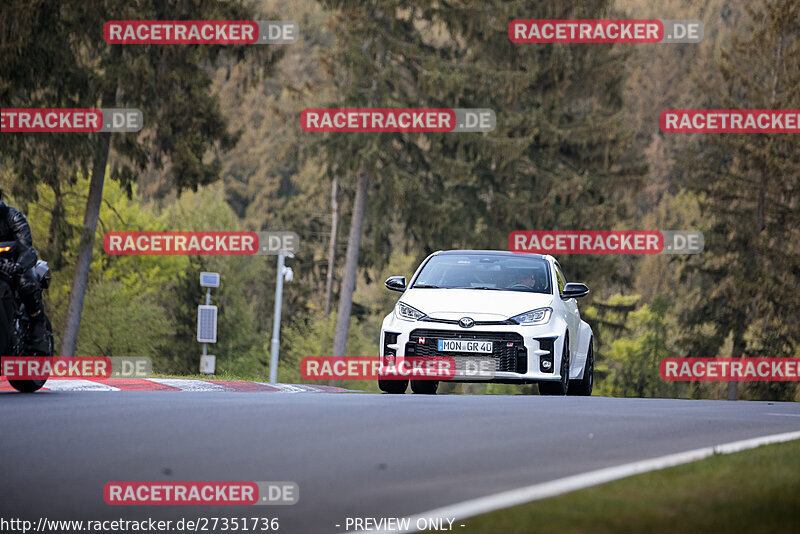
[[43, 380, 120, 392], [367, 430, 800, 534], [767, 413, 800, 418]]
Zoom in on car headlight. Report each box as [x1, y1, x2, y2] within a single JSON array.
[[395, 302, 426, 321], [510, 307, 552, 325]]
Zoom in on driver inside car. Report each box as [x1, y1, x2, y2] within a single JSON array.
[[510, 270, 539, 290], [0, 187, 48, 353]]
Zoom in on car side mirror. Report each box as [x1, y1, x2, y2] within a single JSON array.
[[384, 276, 406, 292], [561, 282, 590, 299]]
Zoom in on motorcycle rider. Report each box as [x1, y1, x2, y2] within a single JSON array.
[[0, 187, 48, 353]]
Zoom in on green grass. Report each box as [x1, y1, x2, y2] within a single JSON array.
[[461, 439, 800, 534]]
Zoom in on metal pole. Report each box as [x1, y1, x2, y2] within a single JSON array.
[[202, 288, 211, 359], [268, 252, 285, 383]]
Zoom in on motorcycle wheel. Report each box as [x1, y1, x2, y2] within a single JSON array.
[[8, 316, 53, 393]]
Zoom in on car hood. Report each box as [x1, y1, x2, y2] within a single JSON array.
[[400, 288, 553, 321]]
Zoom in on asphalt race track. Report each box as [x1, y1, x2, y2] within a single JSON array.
[[1, 386, 799, 533]]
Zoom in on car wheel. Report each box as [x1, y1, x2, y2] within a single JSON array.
[[539, 334, 569, 396], [378, 379, 408, 394], [410, 380, 438, 395], [568, 338, 593, 396]]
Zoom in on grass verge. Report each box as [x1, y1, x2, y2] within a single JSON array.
[[461, 438, 800, 534]]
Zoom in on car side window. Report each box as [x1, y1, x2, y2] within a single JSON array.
[[554, 263, 566, 295]]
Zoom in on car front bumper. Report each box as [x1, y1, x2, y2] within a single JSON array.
[[379, 312, 569, 382]]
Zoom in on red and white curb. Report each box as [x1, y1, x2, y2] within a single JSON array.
[[0, 377, 347, 393]]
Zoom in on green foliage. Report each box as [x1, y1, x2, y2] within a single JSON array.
[[598, 296, 684, 398], [277, 249, 413, 388], [280, 312, 378, 390], [75, 279, 173, 357], [153, 185, 269, 375], [16, 180, 269, 372], [16, 176, 183, 351]]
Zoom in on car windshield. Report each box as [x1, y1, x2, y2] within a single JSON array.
[[412, 254, 552, 294]]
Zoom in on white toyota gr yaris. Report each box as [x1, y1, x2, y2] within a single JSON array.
[[378, 250, 594, 395]]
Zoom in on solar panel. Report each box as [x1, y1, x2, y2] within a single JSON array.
[[197, 305, 218, 343]]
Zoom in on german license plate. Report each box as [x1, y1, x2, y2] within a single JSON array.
[[437, 339, 493, 353]]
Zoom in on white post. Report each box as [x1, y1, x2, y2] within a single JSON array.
[[269, 252, 291, 383]]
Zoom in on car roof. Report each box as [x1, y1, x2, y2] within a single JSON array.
[[434, 249, 548, 260]]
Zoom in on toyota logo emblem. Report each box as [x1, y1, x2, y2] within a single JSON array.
[[458, 317, 475, 328]]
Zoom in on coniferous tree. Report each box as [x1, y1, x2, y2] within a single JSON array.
[[0, 0, 281, 355], [679, 0, 800, 400], [319, 0, 644, 353]]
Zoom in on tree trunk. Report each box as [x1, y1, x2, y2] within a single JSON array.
[[60, 132, 110, 356], [47, 179, 67, 270], [726, 320, 747, 401], [325, 175, 340, 386], [332, 165, 369, 357], [324, 175, 339, 317]]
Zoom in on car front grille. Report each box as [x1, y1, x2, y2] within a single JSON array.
[[406, 329, 527, 373], [420, 317, 517, 326]]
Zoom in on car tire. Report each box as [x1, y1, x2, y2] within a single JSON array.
[[410, 380, 438, 395], [568, 338, 593, 396], [539, 334, 569, 396], [378, 379, 408, 394]]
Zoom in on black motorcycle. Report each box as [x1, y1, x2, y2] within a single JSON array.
[[0, 241, 54, 393]]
